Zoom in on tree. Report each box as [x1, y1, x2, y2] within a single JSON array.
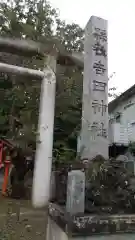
[[0, 0, 84, 159], [0, 0, 117, 163], [56, 19, 84, 52], [85, 156, 135, 214]]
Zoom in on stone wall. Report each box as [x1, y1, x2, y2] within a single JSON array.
[[47, 217, 135, 240]]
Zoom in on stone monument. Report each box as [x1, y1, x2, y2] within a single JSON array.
[[66, 170, 85, 215], [80, 16, 108, 160], [47, 16, 135, 240]]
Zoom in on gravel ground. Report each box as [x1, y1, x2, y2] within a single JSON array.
[[0, 197, 47, 240], [1, 198, 135, 240], [0, 171, 47, 239]]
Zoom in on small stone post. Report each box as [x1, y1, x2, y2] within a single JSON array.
[[66, 170, 85, 215]]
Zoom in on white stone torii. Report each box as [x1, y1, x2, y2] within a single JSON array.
[[0, 37, 84, 209], [0, 38, 56, 208]]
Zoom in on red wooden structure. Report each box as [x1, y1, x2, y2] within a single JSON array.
[[0, 138, 14, 195]]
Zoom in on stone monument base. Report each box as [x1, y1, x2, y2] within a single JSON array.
[[46, 217, 69, 240], [46, 203, 135, 240], [46, 219, 135, 240]]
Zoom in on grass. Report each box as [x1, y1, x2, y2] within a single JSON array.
[[0, 196, 47, 239]]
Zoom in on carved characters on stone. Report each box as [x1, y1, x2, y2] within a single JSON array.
[[92, 42, 107, 57], [93, 27, 107, 42], [80, 16, 108, 159], [92, 100, 107, 116], [93, 80, 106, 92], [90, 122, 107, 138], [93, 60, 106, 75]]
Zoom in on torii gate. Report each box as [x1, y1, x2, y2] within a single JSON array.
[[0, 37, 83, 207], [0, 37, 56, 207]]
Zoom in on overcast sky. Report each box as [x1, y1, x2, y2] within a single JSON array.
[[50, 0, 135, 95]]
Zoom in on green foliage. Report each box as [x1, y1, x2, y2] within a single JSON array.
[[86, 157, 135, 213], [56, 19, 84, 52], [0, 0, 116, 163], [0, 0, 84, 162], [128, 141, 135, 155]]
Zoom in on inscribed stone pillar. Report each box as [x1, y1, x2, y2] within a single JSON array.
[[66, 170, 85, 215], [80, 16, 108, 160]]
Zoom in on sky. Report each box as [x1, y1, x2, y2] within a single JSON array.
[[50, 0, 135, 95]]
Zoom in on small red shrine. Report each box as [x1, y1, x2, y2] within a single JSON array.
[[0, 138, 14, 195]]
